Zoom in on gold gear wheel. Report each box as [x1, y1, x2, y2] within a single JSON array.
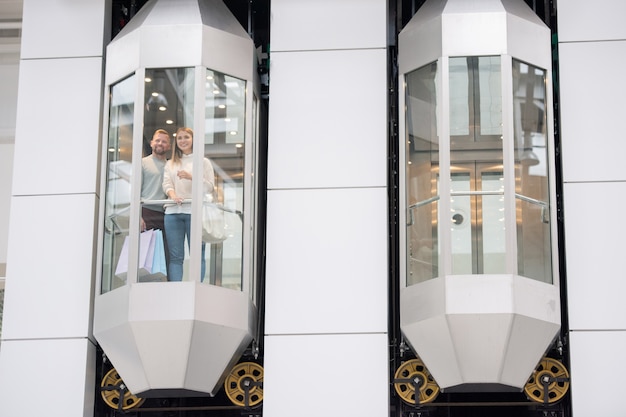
[[394, 358, 440, 405], [524, 357, 570, 404], [100, 368, 145, 411], [224, 362, 264, 408]]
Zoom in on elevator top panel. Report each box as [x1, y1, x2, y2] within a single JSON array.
[[398, 0, 551, 73]]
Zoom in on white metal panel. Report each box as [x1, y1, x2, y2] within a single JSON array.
[[564, 182, 626, 330], [93, 282, 255, 395], [569, 331, 626, 417], [559, 41, 626, 183], [265, 187, 388, 335], [2, 194, 96, 340], [270, 0, 386, 52], [441, 9, 507, 57], [267, 49, 387, 190], [506, 12, 551, 69], [398, 12, 442, 74], [105, 0, 254, 86], [399, 0, 551, 74], [263, 333, 389, 417], [20, 0, 109, 59], [0, 338, 95, 417], [558, 0, 626, 43], [401, 275, 559, 389], [12, 58, 103, 196]]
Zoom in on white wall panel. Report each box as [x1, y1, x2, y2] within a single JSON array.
[[0, 338, 95, 417], [558, 0, 626, 43], [2, 194, 96, 340], [563, 182, 626, 330], [267, 49, 387, 190], [21, 0, 110, 59], [265, 187, 387, 335], [263, 333, 389, 417], [569, 331, 626, 417], [12, 57, 103, 196], [270, 0, 386, 52], [559, 41, 626, 183]]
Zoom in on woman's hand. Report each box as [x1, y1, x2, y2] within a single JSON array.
[[177, 169, 192, 180], [168, 192, 184, 205]]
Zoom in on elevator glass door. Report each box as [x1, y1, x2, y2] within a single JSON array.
[[450, 163, 505, 275]]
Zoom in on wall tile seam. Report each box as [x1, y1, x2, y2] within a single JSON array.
[[558, 38, 626, 45], [266, 185, 388, 192], [19, 55, 105, 61], [568, 329, 626, 333], [10, 192, 100, 198], [270, 46, 388, 54], [264, 331, 389, 337], [0, 336, 97, 343], [561, 180, 626, 185]]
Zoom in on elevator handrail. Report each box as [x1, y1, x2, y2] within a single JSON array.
[[407, 191, 549, 225], [142, 198, 243, 220]]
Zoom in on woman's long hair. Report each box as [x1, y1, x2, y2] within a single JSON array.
[[171, 127, 194, 165]]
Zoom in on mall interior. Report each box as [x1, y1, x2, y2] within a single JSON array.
[[0, 0, 625, 416]]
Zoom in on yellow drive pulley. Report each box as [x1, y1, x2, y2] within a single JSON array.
[[224, 362, 264, 408], [100, 368, 145, 411], [393, 358, 440, 405], [524, 357, 570, 404]]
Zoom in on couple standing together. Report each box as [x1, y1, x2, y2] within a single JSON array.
[[141, 127, 215, 281]]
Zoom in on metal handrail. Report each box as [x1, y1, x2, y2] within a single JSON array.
[[142, 199, 243, 219]]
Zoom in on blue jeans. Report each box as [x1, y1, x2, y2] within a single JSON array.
[[164, 213, 205, 281]]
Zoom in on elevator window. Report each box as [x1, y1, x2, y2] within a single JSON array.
[[449, 56, 505, 275], [513, 59, 552, 284], [102, 74, 136, 293], [101, 67, 250, 293], [405, 62, 439, 285], [201, 70, 246, 290]]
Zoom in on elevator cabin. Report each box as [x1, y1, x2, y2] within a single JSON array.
[[93, 0, 263, 412], [396, 0, 568, 407]]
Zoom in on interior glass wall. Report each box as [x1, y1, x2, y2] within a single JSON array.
[[513, 59, 552, 283], [405, 62, 439, 286]]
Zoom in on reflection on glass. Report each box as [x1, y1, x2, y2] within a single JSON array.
[[449, 55, 504, 275], [481, 171, 505, 273], [513, 59, 552, 283], [405, 62, 439, 285], [450, 56, 502, 143], [203, 69, 246, 290], [450, 173, 472, 274], [102, 75, 135, 294]]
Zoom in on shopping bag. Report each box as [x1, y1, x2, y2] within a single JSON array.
[[115, 229, 162, 280], [202, 196, 228, 243], [140, 229, 167, 282]]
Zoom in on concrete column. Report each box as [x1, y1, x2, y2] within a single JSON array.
[[263, 1, 390, 416], [0, 1, 110, 416]]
